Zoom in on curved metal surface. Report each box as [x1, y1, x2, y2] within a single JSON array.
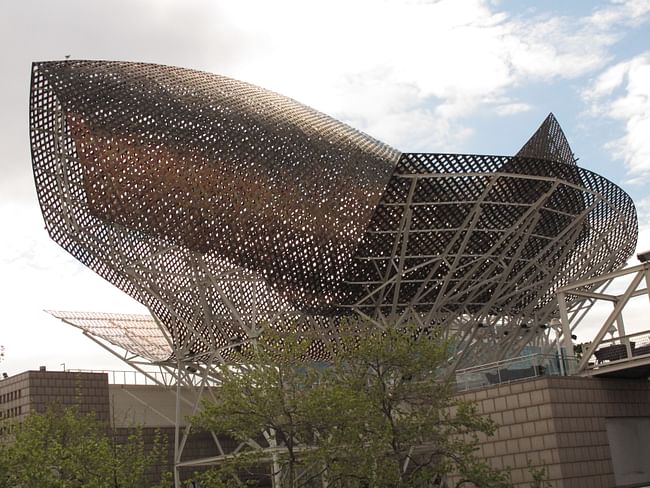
[[346, 153, 636, 317], [30, 60, 638, 363], [30, 60, 399, 358]]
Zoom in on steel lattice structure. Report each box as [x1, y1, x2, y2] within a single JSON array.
[[46, 310, 172, 363], [30, 61, 638, 369]]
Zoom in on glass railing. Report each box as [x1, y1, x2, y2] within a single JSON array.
[[454, 353, 575, 391]]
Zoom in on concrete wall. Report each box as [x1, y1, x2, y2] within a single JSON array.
[[109, 384, 251, 483], [109, 384, 202, 428], [606, 417, 650, 486], [454, 376, 650, 488]]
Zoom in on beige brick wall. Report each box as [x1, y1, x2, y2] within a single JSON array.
[[454, 376, 650, 488], [28, 371, 110, 420], [0, 371, 30, 426]]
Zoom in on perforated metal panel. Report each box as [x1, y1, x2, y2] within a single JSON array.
[[30, 61, 399, 359], [345, 152, 636, 319], [30, 61, 638, 364], [515, 113, 576, 166]]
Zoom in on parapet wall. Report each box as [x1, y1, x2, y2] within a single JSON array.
[[108, 383, 202, 428]]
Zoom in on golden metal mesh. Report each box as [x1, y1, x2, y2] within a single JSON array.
[[30, 61, 638, 363]]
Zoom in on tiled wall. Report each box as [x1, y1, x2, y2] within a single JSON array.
[[0, 372, 29, 431], [454, 376, 650, 488], [27, 371, 110, 420]]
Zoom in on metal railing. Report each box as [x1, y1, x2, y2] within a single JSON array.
[[454, 353, 574, 391], [67, 369, 175, 386], [587, 330, 650, 367]]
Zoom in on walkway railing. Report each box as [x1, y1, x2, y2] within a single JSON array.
[[586, 330, 650, 369], [67, 368, 175, 386], [454, 353, 574, 391]]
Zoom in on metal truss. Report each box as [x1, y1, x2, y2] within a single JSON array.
[[30, 61, 637, 365], [344, 148, 636, 367], [556, 262, 650, 375], [50, 309, 326, 487]]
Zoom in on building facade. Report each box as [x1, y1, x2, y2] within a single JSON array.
[[0, 369, 218, 484], [3, 369, 650, 487]]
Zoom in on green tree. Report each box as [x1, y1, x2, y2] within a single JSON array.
[[0, 405, 170, 488], [192, 321, 514, 487], [193, 332, 332, 487]]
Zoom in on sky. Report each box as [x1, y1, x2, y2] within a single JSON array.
[[0, 0, 649, 375]]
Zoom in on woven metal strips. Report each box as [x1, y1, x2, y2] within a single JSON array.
[[345, 150, 636, 321], [30, 61, 638, 365], [30, 60, 399, 358], [516, 113, 576, 166]]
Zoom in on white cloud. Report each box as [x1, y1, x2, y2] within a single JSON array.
[[584, 52, 650, 180], [635, 196, 650, 255], [0, 202, 146, 374], [585, 59, 633, 100], [495, 101, 532, 116], [5, 0, 645, 158], [200, 0, 649, 150], [588, 0, 650, 29], [501, 16, 615, 82]]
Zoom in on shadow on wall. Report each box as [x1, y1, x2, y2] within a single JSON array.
[[606, 417, 650, 487]]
